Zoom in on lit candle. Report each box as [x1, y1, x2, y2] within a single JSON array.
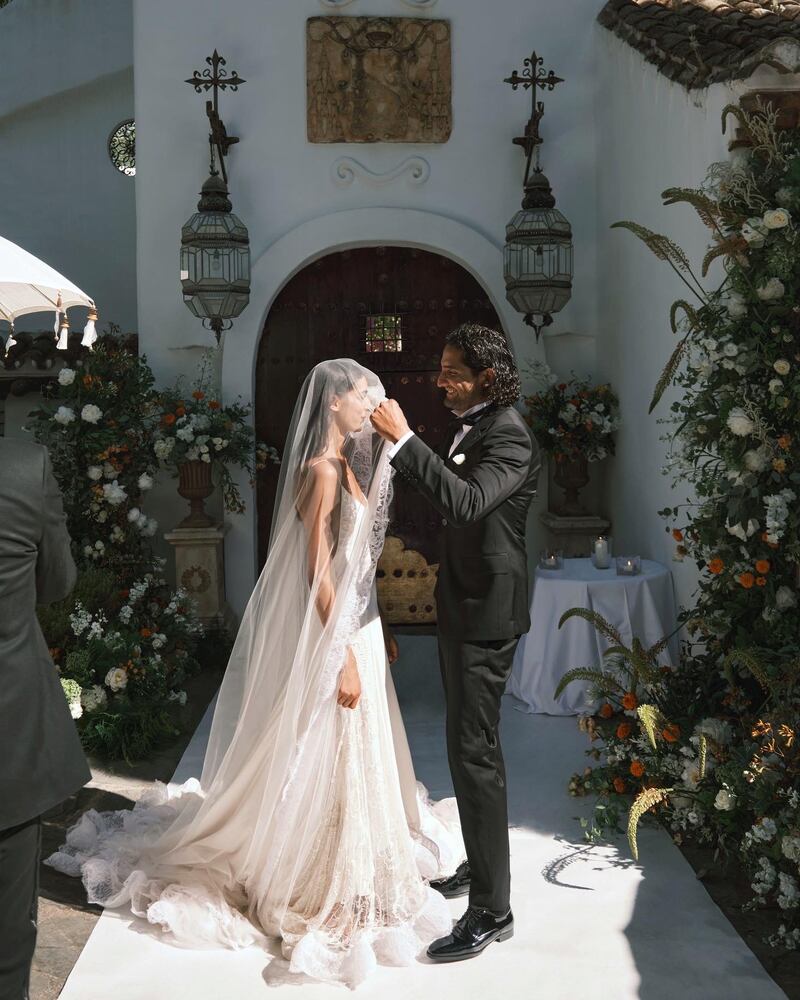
[[593, 536, 610, 568], [545, 552, 559, 567]]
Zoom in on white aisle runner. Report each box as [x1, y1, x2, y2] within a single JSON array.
[[58, 637, 786, 1000]]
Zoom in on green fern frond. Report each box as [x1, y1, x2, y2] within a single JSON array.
[[661, 188, 721, 230], [669, 299, 701, 334], [701, 241, 738, 277], [698, 735, 708, 780], [559, 607, 624, 646], [649, 334, 688, 413], [646, 634, 672, 660], [628, 787, 673, 861], [554, 667, 625, 700], [637, 704, 669, 750], [723, 648, 775, 695], [610, 221, 693, 274]]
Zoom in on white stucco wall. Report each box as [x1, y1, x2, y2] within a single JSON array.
[[0, 0, 137, 338], [594, 29, 800, 616]]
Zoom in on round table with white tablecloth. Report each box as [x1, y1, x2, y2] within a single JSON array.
[[506, 557, 680, 715]]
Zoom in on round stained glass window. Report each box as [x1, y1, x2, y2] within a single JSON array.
[[108, 119, 136, 176]]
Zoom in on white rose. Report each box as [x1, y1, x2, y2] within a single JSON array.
[[127, 507, 141, 523], [752, 817, 778, 842], [782, 836, 800, 863], [57, 367, 76, 386], [723, 342, 739, 357], [726, 408, 755, 437], [87, 465, 103, 480], [776, 586, 797, 611], [80, 684, 108, 713], [726, 292, 748, 318], [81, 404, 103, 424], [104, 667, 128, 692], [201, 453, 212, 463], [696, 717, 732, 746], [774, 359, 791, 376], [102, 480, 127, 506], [138, 473, 154, 491], [54, 406, 76, 425], [775, 187, 796, 207], [744, 448, 769, 472], [176, 426, 195, 442], [757, 278, 785, 301], [714, 789, 736, 811], [763, 208, 790, 229], [103, 462, 116, 479], [741, 223, 766, 247], [769, 378, 784, 395]]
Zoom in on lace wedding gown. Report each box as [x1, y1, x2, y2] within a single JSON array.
[[46, 488, 463, 988]]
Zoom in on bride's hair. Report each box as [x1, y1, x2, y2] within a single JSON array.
[[297, 360, 358, 464]]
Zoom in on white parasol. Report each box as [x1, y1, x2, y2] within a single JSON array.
[[0, 234, 98, 353]]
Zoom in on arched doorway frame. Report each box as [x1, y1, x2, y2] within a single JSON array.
[[221, 207, 545, 616]]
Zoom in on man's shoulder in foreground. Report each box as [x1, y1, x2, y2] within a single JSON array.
[[0, 437, 47, 478]]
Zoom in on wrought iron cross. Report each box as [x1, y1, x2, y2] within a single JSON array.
[[504, 51, 563, 184], [185, 50, 246, 184]]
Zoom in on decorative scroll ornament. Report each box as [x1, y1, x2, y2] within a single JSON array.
[[319, 0, 357, 6], [400, 0, 439, 7], [332, 155, 431, 187]]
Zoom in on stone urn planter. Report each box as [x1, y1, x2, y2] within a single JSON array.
[[177, 460, 215, 528], [552, 454, 590, 516]]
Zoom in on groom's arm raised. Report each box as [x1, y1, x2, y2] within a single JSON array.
[[372, 401, 532, 527]]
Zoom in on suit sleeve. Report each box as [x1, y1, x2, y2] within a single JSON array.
[[36, 447, 77, 605], [391, 419, 533, 527]]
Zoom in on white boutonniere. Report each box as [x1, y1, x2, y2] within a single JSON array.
[[452, 453, 466, 465]]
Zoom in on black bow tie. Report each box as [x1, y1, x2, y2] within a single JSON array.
[[449, 405, 494, 431]]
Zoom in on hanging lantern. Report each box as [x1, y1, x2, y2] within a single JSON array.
[[503, 51, 573, 339], [180, 173, 250, 344]]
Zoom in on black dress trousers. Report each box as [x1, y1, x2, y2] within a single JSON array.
[[0, 816, 41, 1000], [438, 633, 520, 914]]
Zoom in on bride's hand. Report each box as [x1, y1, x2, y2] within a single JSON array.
[[384, 630, 399, 665], [338, 647, 361, 709]]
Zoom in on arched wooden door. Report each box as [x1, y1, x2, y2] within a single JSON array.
[[255, 246, 505, 625]]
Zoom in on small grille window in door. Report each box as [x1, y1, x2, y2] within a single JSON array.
[[365, 314, 402, 353]]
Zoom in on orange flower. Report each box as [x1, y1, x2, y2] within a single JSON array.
[[756, 576, 767, 587], [163, 413, 176, 425], [175, 406, 186, 417], [707, 557, 724, 575], [622, 692, 638, 711], [630, 761, 645, 778], [662, 723, 680, 742], [778, 434, 792, 450], [672, 529, 684, 542], [738, 572, 755, 589], [140, 627, 153, 638], [209, 400, 221, 410], [83, 374, 94, 387], [755, 559, 770, 575], [616, 723, 632, 740], [192, 390, 205, 401], [613, 777, 626, 794], [599, 703, 614, 719], [773, 458, 787, 473]]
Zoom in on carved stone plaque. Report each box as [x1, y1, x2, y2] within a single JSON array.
[[307, 16, 452, 143]]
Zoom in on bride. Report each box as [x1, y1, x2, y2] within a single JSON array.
[[46, 359, 463, 987]]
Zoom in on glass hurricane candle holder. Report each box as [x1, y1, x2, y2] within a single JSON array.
[[616, 555, 641, 576], [592, 535, 612, 569], [539, 549, 564, 570]]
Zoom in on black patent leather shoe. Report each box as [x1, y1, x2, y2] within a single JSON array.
[[430, 860, 471, 898], [427, 905, 514, 962]]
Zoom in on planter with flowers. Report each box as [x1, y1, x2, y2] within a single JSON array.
[[524, 365, 621, 515]]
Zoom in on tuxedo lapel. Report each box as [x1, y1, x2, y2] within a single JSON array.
[[450, 406, 501, 459]]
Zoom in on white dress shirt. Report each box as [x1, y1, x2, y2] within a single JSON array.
[[387, 401, 492, 460]]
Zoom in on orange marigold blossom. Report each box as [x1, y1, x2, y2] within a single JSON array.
[[616, 723, 632, 740], [630, 761, 645, 778], [778, 434, 792, 449], [613, 777, 626, 794], [140, 628, 152, 638], [738, 572, 755, 589], [83, 375, 93, 386], [773, 458, 787, 473], [209, 400, 221, 410], [707, 557, 724, 574], [755, 559, 770, 574], [672, 529, 684, 542], [662, 723, 680, 742], [756, 576, 767, 587], [599, 703, 614, 719], [192, 390, 205, 400], [163, 413, 176, 425], [175, 406, 186, 417], [622, 692, 638, 711]]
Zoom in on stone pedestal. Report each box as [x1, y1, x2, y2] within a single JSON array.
[[164, 523, 235, 633], [539, 511, 612, 558]]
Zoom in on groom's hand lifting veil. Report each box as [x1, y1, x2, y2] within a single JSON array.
[[371, 399, 411, 444]]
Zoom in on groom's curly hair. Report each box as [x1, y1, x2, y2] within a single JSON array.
[[445, 323, 521, 407]]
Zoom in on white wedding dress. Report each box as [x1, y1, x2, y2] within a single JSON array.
[[47, 488, 464, 987]]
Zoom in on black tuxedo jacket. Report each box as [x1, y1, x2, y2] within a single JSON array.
[[390, 405, 540, 641]]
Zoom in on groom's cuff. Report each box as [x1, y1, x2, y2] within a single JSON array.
[[388, 430, 415, 459]]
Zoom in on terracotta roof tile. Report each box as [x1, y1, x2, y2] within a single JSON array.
[[598, 0, 800, 87]]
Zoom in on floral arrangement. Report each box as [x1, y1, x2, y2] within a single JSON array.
[[562, 101, 800, 956], [523, 363, 621, 463], [153, 355, 280, 515]]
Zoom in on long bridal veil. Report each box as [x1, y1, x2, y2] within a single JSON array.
[[46, 359, 455, 981]]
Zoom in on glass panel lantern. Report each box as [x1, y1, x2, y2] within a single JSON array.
[[180, 173, 250, 341], [503, 169, 573, 337]]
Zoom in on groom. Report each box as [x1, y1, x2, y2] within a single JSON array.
[[371, 322, 539, 962]]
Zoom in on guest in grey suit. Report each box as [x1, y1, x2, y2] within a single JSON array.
[[0, 439, 91, 1000]]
